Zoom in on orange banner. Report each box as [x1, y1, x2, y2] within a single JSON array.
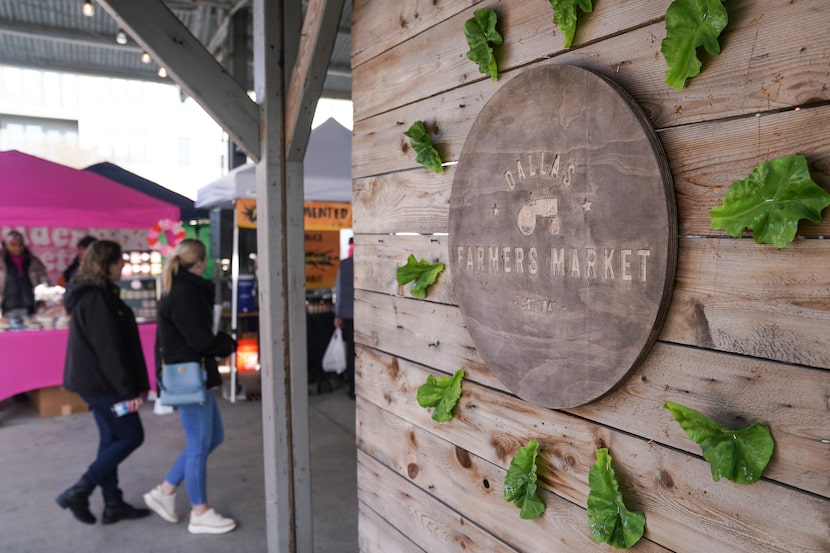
[[235, 199, 257, 229], [303, 202, 352, 231], [235, 199, 351, 231], [304, 230, 340, 289]]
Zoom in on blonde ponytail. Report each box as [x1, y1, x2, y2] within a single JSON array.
[[160, 238, 207, 295]]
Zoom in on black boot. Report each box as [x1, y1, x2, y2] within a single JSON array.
[[56, 478, 96, 524], [101, 490, 151, 525]]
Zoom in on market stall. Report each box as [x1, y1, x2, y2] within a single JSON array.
[[194, 118, 352, 397], [0, 150, 180, 403]]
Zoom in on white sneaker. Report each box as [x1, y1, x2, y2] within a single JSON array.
[[143, 486, 179, 523], [187, 508, 237, 535]]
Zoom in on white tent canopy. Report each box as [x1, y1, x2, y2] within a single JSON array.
[[196, 117, 352, 208]]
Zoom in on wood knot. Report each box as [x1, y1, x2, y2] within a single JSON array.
[[455, 446, 472, 468], [407, 463, 419, 479], [490, 433, 521, 462], [408, 430, 418, 447], [388, 357, 400, 378], [659, 469, 674, 489]]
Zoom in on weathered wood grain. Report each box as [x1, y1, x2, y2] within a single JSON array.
[[354, 104, 830, 237], [355, 233, 456, 304], [663, 105, 830, 237], [352, 0, 673, 122], [356, 350, 830, 552], [352, 0, 830, 550], [665, 238, 830, 368], [354, 298, 830, 497], [354, 289, 499, 389], [351, 0, 671, 70], [353, 99, 830, 236], [353, 0, 830, 127], [358, 451, 523, 553], [569, 343, 830, 499], [351, 0, 483, 68], [358, 502, 425, 553], [352, 168, 452, 235], [357, 336, 830, 499], [355, 234, 830, 370], [357, 401, 672, 552]]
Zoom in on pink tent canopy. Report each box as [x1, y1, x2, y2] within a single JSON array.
[[0, 150, 179, 228]]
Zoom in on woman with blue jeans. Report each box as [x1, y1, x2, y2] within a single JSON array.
[[144, 239, 237, 535], [58, 240, 151, 525]]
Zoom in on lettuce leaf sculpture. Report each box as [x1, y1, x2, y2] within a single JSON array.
[[503, 439, 546, 520], [709, 154, 830, 248], [417, 369, 464, 422], [587, 448, 646, 549], [547, 0, 593, 49], [464, 8, 503, 81], [396, 254, 445, 299], [404, 121, 443, 173], [661, 0, 728, 90], [664, 401, 774, 484]]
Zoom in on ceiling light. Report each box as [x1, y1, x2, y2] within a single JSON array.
[[115, 30, 127, 45], [82, 0, 94, 17], [140, 51, 151, 64], [158, 67, 168, 78]]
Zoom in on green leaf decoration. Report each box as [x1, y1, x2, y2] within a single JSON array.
[[395, 254, 445, 299], [547, 0, 594, 49], [664, 401, 775, 484], [416, 369, 464, 423], [464, 8, 503, 82], [661, 0, 728, 90], [587, 448, 646, 549], [709, 154, 830, 248], [404, 121, 443, 174], [503, 439, 546, 520]]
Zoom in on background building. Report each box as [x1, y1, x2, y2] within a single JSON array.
[[0, 64, 352, 199]]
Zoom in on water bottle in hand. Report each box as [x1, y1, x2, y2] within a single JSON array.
[[111, 396, 146, 417]]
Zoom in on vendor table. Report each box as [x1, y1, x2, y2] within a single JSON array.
[[0, 323, 157, 402]]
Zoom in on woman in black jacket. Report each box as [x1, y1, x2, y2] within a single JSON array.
[[57, 240, 151, 525], [143, 238, 238, 535]]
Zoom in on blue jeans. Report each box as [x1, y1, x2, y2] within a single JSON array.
[[164, 391, 224, 505], [80, 394, 145, 495]]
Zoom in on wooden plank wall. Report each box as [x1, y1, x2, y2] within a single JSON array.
[[351, 0, 830, 551]]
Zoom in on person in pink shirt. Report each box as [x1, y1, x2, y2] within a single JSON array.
[[0, 230, 49, 319], [0, 230, 50, 401]]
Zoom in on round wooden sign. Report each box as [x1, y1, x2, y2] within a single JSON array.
[[449, 64, 676, 409]]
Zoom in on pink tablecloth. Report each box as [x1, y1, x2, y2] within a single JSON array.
[[0, 323, 157, 402]]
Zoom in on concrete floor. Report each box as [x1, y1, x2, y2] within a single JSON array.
[[0, 377, 358, 553]]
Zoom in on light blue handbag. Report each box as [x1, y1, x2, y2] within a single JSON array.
[[159, 361, 207, 406]]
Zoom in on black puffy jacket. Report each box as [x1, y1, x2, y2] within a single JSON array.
[[156, 269, 236, 390], [62, 281, 150, 398]]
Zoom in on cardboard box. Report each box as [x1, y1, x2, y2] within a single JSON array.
[[31, 386, 89, 417]]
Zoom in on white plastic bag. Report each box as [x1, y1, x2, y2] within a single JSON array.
[[322, 328, 347, 374]]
